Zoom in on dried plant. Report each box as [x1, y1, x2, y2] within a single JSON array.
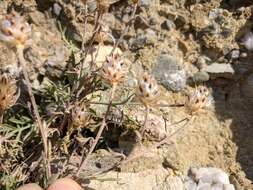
[[185, 86, 212, 114], [0, 75, 19, 123], [0, 12, 31, 47], [136, 73, 160, 106], [155, 86, 212, 147], [136, 73, 160, 135], [72, 0, 108, 95], [71, 101, 90, 128], [97, 0, 110, 13], [77, 53, 129, 176], [101, 53, 129, 89], [0, 2, 218, 186], [0, 12, 51, 179]]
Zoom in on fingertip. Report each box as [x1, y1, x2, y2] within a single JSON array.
[[16, 183, 43, 190], [47, 178, 83, 190]]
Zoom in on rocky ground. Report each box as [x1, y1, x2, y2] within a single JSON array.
[[0, 0, 253, 189]]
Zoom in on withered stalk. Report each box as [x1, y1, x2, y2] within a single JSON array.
[[155, 116, 195, 148], [76, 83, 116, 176], [140, 104, 149, 136], [17, 45, 51, 179]]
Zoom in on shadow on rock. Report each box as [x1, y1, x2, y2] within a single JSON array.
[[211, 4, 253, 185]]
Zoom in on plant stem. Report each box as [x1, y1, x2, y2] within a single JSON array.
[[89, 93, 135, 106], [76, 84, 116, 176], [155, 116, 195, 148], [17, 45, 51, 179], [140, 105, 149, 136], [0, 109, 4, 124], [89, 95, 184, 107], [72, 11, 103, 98]]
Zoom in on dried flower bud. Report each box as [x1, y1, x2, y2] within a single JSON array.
[[81, 0, 87, 4], [101, 53, 128, 86], [130, 0, 139, 4], [0, 12, 31, 47], [136, 73, 160, 106], [71, 102, 90, 128], [0, 74, 19, 112], [185, 86, 212, 114], [97, 0, 110, 13]]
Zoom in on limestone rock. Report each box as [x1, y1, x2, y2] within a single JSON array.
[[202, 63, 235, 79], [153, 54, 186, 92], [185, 167, 235, 190]]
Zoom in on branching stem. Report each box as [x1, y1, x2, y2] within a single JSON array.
[[89, 93, 135, 106], [140, 105, 149, 136], [155, 116, 195, 148], [72, 11, 104, 98], [76, 84, 116, 176]]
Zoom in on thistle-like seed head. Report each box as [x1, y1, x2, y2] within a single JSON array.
[[185, 86, 212, 114], [71, 102, 90, 128], [101, 53, 128, 86], [136, 73, 160, 106], [0, 74, 19, 112], [0, 12, 31, 47]]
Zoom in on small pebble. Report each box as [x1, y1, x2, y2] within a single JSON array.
[[240, 52, 247, 58], [192, 71, 210, 83], [228, 49, 240, 60], [196, 56, 211, 69], [241, 32, 253, 51], [185, 167, 235, 190], [139, 0, 151, 8], [162, 20, 176, 31], [53, 3, 62, 16], [87, 0, 97, 12], [129, 29, 156, 50]]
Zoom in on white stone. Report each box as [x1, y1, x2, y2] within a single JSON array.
[[85, 45, 122, 68], [203, 63, 235, 75]]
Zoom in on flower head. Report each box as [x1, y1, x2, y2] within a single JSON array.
[[0, 74, 19, 112], [185, 86, 212, 114], [136, 73, 160, 106], [71, 102, 90, 128], [0, 12, 31, 47], [101, 53, 128, 86]]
